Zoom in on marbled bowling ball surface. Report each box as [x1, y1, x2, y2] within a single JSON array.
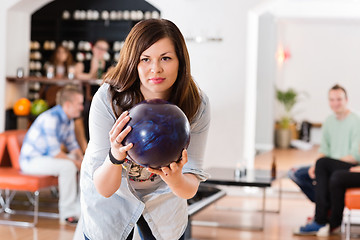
[[122, 99, 190, 169]]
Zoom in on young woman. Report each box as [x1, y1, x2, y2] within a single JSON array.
[[45, 45, 74, 79], [80, 19, 210, 240], [41, 46, 75, 106]]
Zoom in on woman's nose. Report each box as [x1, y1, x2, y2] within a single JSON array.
[[150, 61, 162, 73]]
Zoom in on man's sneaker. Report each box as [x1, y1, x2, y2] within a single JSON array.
[[293, 221, 326, 235], [60, 217, 79, 226], [316, 224, 341, 237], [331, 226, 341, 235], [316, 223, 330, 237]]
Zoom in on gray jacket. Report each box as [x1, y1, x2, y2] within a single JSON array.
[[80, 83, 210, 240]]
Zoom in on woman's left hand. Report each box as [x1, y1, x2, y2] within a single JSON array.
[[147, 149, 188, 185]]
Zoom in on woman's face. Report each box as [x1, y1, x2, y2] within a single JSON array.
[[93, 40, 109, 60], [56, 47, 68, 64], [137, 37, 179, 100]]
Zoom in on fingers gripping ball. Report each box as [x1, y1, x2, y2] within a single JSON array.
[[13, 98, 31, 116], [122, 99, 190, 169]]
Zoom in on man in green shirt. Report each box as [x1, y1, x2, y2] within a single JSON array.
[[292, 84, 360, 235]]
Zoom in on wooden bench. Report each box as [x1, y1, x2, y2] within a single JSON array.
[[0, 130, 58, 227]]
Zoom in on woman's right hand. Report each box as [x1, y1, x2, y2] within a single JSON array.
[[109, 111, 133, 161]]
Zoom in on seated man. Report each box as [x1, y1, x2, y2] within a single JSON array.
[[19, 85, 84, 225], [291, 84, 360, 235], [298, 158, 360, 237]]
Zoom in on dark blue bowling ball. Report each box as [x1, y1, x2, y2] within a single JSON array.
[[122, 99, 191, 169]]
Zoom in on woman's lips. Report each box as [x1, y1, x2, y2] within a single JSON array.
[[149, 77, 165, 84]]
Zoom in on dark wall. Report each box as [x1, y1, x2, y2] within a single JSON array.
[[33, 0, 159, 18], [31, 0, 160, 42], [29, 0, 161, 76]]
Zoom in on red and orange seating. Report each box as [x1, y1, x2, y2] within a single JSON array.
[[344, 188, 360, 240], [0, 133, 6, 210], [0, 133, 5, 164], [0, 130, 58, 227]]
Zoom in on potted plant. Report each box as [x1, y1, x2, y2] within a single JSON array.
[[275, 88, 298, 148]]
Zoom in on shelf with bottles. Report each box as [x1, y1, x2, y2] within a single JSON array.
[[73, 40, 124, 63], [57, 9, 160, 43], [61, 9, 160, 22], [29, 39, 125, 77], [29, 7, 161, 77], [29, 40, 57, 77]]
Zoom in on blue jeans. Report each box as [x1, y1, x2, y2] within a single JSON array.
[[288, 165, 315, 202]]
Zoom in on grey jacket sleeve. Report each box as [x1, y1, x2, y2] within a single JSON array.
[[182, 92, 211, 181], [85, 83, 116, 177]]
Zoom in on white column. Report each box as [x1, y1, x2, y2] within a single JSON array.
[[242, 10, 260, 170], [0, 7, 7, 132]]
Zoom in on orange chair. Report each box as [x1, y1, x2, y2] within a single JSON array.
[[344, 188, 360, 240], [0, 130, 58, 227], [0, 133, 7, 209], [0, 133, 5, 162]]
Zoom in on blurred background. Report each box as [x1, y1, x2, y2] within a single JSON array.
[[1, 0, 360, 170]]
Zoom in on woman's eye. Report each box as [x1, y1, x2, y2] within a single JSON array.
[[141, 58, 150, 62], [162, 56, 171, 61]]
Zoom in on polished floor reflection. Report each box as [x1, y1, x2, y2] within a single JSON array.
[[1, 146, 360, 239]]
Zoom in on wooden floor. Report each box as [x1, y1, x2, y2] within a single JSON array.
[[1, 146, 360, 239]]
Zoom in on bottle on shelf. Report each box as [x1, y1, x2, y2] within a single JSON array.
[[68, 65, 75, 79], [97, 60, 103, 79], [46, 64, 54, 78], [271, 156, 277, 179]]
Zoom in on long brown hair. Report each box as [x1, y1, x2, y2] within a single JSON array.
[[50, 45, 74, 74], [104, 19, 201, 122]]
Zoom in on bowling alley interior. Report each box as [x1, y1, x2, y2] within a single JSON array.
[[2, 0, 360, 239]]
